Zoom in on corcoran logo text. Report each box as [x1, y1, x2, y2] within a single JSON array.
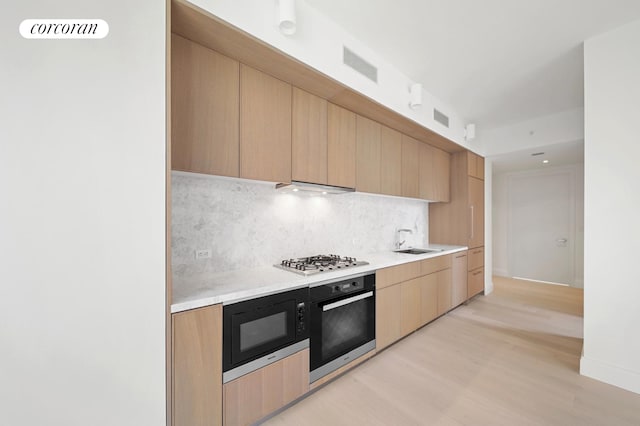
[[19, 19, 109, 39]]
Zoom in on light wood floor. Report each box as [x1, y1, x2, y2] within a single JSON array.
[[264, 276, 640, 425]]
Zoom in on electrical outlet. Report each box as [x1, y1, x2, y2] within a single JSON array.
[[195, 249, 212, 260]]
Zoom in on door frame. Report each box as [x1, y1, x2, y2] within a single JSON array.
[[506, 165, 579, 286]]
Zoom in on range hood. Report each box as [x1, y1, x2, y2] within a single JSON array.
[[275, 180, 355, 195]]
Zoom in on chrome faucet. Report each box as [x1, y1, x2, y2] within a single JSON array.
[[395, 228, 413, 249]]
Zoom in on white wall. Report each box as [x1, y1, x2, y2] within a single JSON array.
[[172, 172, 428, 278], [0, 2, 167, 425], [492, 165, 584, 287], [190, 0, 473, 152], [580, 18, 640, 394]]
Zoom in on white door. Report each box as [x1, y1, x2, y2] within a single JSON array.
[[508, 169, 575, 285]]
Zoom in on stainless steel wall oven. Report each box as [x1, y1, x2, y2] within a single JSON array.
[[309, 273, 375, 383]]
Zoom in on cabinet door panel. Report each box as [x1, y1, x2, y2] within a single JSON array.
[[380, 126, 402, 196], [356, 115, 381, 193], [419, 143, 435, 200], [327, 104, 356, 188], [468, 247, 484, 271], [437, 269, 452, 316], [292, 88, 328, 184], [377, 262, 421, 289], [469, 176, 485, 249], [401, 135, 420, 198], [171, 34, 239, 177], [401, 278, 421, 336], [173, 304, 222, 426], [223, 349, 309, 426], [432, 148, 451, 202], [376, 285, 402, 350], [468, 268, 485, 298], [420, 274, 438, 326], [452, 252, 468, 307], [240, 65, 292, 183]]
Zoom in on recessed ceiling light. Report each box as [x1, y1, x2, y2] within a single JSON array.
[[322, 191, 327, 195], [292, 188, 299, 192], [543, 160, 549, 164]]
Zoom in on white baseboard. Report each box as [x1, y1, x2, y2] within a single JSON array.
[[492, 268, 508, 277], [580, 355, 640, 395]]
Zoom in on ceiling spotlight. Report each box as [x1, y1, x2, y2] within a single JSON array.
[[409, 83, 422, 109], [543, 160, 549, 164], [464, 123, 476, 142], [278, 0, 296, 35]]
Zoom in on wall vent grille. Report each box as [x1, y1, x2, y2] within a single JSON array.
[[433, 109, 449, 128], [343, 46, 378, 83]]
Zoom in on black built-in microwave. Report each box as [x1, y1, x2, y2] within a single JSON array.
[[222, 287, 309, 382]]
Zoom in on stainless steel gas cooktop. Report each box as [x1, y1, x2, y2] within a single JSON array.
[[275, 255, 369, 276]]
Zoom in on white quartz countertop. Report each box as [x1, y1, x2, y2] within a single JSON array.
[[171, 244, 467, 313]]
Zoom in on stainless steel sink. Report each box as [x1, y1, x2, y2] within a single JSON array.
[[394, 248, 442, 255]]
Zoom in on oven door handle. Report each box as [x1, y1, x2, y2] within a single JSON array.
[[322, 291, 374, 312]]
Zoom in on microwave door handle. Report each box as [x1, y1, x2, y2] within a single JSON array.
[[322, 291, 374, 312]]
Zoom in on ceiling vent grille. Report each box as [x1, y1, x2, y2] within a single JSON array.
[[433, 109, 449, 128], [343, 46, 378, 83]]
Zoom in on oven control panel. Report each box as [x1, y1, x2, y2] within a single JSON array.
[[331, 279, 364, 294], [296, 302, 306, 334]]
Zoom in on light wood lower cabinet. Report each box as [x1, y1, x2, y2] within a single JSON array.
[[419, 274, 438, 326], [401, 278, 422, 335], [436, 269, 453, 316], [468, 267, 485, 298], [173, 305, 222, 426], [376, 284, 402, 350], [223, 349, 309, 426], [452, 251, 468, 307], [377, 259, 457, 351]]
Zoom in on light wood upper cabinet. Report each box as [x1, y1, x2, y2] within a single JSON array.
[[401, 135, 420, 198], [376, 284, 402, 350], [240, 64, 292, 183], [223, 349, 309, 426], [173, 304, 222, 426], [171, 34, 239, 177], [419, 143, 435, 200], [327, 104, 356, 188], [380, 126, 402, 196], [432, 148, 451, 202], [356, 115, 381, 193], [292, 88, 328, 184], [452, 251, 468, 307], [467, 152, 485, 180]]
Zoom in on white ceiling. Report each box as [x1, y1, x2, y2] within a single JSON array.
[[305, 0, 640, 130], [491, 139, 584, 174]]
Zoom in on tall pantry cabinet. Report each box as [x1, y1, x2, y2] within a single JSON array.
[[429, 151, 485, 297]]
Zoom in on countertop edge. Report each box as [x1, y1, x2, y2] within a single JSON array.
[[170, 246, 469, 314]]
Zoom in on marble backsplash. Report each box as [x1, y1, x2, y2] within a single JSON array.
[[171, 172, 429, 278]]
